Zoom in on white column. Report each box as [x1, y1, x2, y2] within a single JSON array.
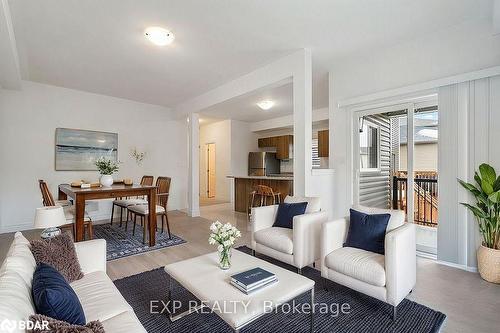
[[188, 113, 200, 217], [293, 49, 313, 196]]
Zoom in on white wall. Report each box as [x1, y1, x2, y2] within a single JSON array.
[[199, 120, 231, 201], [230, 120, 258, 177], [0, 81, 188, 233]]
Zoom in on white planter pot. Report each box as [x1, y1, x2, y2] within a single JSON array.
[[100, 174, 113, 187]]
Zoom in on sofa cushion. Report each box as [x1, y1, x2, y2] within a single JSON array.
[[114, 198, 148, 207], [345, 209, 390, 255], [70, 271, 132, 322], [30, 233, 84, 283], [101, 310, 147, 333], [254, 227, 293, 254], [353, 205, 405, 232], [284, 196, 320, 213], [0, 232, 36, 285], [127, 204, 165, 215], [0, 271, 36, 333], [32, 263, 86, 325], [325, 247, 386, 287], [273, 202, 308, 229]]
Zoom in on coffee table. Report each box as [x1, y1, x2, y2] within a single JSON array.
[[164, 250, 315, 332]]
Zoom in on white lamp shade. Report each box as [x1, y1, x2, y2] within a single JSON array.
[[34, 206, 67, 229]]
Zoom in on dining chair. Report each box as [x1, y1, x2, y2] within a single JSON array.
[[38, 180, 94, 240], [127, 177, 171, 243], [110, 175, 154, 226]]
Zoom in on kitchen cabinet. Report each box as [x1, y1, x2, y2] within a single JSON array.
[[318, 130, 329, 157], [258, 135, 293, 160]]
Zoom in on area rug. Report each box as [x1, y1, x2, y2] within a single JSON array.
[[113, 246, 446, 332], [93, 223, 186, 261]]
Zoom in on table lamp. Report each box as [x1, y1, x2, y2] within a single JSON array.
[[34, 206, 67, 239]]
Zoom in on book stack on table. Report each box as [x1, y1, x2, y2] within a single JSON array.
[[230, 267, 278, 294]]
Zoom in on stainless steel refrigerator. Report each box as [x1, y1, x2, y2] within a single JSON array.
[[248, 152, 280, 176]]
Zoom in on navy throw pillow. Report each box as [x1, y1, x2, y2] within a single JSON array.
[[344, 209, 391, 255], [272, 202, 308, 229], [32, 263, 86, 325]]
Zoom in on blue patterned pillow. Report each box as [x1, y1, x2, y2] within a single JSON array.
[[344, 209, 390, 255], [32, 263, 86, 325]]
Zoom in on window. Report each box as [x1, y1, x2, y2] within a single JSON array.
[[359, 120, 380, 171]]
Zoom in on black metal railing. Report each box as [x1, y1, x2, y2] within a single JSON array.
[[392, 175, 438, 227]]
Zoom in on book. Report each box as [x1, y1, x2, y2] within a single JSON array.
[[230, 277, 278, 294], [230, 267, 277, 291]]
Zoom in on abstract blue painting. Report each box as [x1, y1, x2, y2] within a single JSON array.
[[55, 128, 118, 171]]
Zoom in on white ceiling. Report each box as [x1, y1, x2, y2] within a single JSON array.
[[200, 80, 293, 123], [7, 0, 492, 108]]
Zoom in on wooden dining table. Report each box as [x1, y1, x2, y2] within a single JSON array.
[[58, 183, 158, 246]]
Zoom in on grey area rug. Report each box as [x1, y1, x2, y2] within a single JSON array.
[[113, 246, 446, 333], [93, 223, 186, 261]]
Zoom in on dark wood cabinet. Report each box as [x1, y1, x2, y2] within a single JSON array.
[[318, 130, 329, 157], [257, 135, 293, 159], [234, 177, 293, 213]]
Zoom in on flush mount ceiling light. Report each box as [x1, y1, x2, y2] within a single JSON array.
[[257, 100, 275, 110], [144, 27, 175, 46]]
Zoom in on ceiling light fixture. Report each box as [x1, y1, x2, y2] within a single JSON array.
[[144, 27, 175, 46], [257, 100, 275, 110]]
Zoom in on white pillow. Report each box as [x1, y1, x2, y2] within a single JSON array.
[[0, 232, 36, 286], [284, 196, 321, 213]]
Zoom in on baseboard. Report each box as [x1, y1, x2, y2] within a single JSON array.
[[417, 251, 437, 260], [437, 260, 478, 273]]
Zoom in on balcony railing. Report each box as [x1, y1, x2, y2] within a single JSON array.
[[392, 171, 438, 227]]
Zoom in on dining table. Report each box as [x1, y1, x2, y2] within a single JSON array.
[[58, 183, 158, 246]]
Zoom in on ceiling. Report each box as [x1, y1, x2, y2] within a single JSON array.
[[7, 0, 492, 108], [200, 80, 293, 123]]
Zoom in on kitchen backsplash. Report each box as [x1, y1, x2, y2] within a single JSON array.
[[280, 159, 293, 173]]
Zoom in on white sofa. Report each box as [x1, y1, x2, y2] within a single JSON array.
[[0, 232, 146, 333], [251, 196, 328, 274], [320, 206, 416, 319]]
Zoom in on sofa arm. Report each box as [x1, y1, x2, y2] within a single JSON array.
[[250, 205, 278, 250], [74, 239, 107, 274], [385, 223, 416, 306], [293, 211, 328, 268], [321, 217, 349, 277]]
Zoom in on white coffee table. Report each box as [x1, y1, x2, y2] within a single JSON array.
[[164, 250, 315, 332]]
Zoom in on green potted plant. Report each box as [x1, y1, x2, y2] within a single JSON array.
[[95, 156, 119, 187], [458, 163, 500, 283]]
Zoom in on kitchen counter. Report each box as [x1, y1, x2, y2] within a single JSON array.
[[228, 176, 294, 213], [227, 175, 293, 181]]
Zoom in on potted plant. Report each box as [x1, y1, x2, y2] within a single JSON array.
[[458, 163, 500, 283], [95, 156, 119, 187]]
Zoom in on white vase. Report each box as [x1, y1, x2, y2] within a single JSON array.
[[100, 174, 113, 187]]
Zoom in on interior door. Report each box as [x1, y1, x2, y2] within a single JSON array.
[[207, 143, 216, 198]]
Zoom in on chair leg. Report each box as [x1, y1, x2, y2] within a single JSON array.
[[165, 213, 171, 239], [125, 212, 130, 231], [110, 204, 115, 225], [161, 214, 165, 233], [119, 207, 123, 226], [323, 277, 329, 292], [142, 216, 147, 244], [133, 214, 137, 235], [88, 222, 93, 240], [393, 305, 397, 321], [251, 249, 255, 256], [297, 268, 302, 275]]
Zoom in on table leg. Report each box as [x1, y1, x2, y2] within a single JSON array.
[[148, 188, 156, 246], [310, 288, 315, 333], [75, 195, 85, 242]]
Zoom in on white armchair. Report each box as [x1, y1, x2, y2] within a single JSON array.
[[251, 196, 328, 274], [320, 206, 416, 320]]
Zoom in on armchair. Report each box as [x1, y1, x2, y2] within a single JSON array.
[[251, 196, 328, 274], [321, 206, 416, 320]]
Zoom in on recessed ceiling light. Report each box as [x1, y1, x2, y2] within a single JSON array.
[[144, 27, 175, 46], [257, 100, 275, 110]]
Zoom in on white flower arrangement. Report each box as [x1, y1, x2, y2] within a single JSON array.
[[208, 221, 241, 269]]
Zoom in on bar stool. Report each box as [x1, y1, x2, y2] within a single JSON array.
[[247, 185, 281, 218]]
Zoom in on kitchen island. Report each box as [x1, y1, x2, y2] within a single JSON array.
[[227, 175, 293, 213]]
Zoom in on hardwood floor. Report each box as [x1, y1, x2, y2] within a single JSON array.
[[0, 203, 498, 332]]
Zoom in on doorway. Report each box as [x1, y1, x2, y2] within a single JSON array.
[[206, 143, 216, 198], [352, 100, 439, 256]]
